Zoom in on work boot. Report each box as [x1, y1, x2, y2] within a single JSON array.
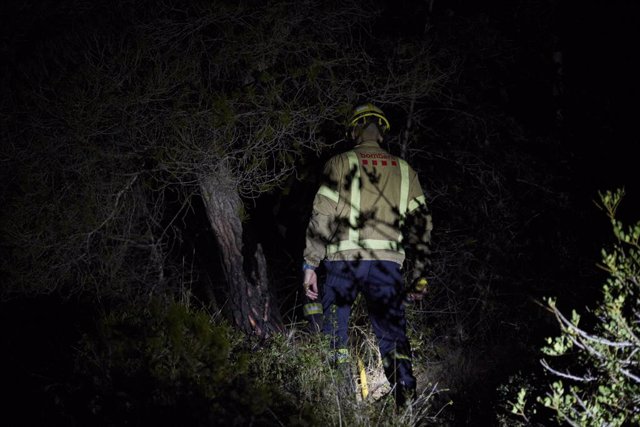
[[382, 350, 417, 409], [331, 348, 356, 399], [394, 381, 416, 409], [336, 361, 357, 399]]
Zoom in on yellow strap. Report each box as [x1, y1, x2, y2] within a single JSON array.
[[357, 356, 369, 399]]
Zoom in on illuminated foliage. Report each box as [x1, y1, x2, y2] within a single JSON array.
[[511, 189, 640, 426]]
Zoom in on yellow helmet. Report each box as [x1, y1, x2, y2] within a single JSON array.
[[348, 103, 390, 133]]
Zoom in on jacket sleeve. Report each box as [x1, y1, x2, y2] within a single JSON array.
[[303, 156, 342, 267], [404, 169, 433, 279]]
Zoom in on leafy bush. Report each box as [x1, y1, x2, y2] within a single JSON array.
[[66, 298, 294, 426], [65, 297, 437, 426], [508, 189, 640, 426]]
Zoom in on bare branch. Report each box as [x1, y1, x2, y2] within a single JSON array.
[[540, 359, 595, 383]]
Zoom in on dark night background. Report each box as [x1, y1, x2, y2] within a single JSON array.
[[1, 0, 638, 426]]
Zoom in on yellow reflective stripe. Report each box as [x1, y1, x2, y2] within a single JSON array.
[[382, 350, 411, 368], [394, 352, 411, 361], [303, 302, 323, 316], [317, 185, 339, 204], [326, 239, 405, 254], [347, 152, 360, 243], [335, 348, 350, 364], [408, 194, 426, 212], [399, 160, 409, 216], [326, 151, 410, 256]]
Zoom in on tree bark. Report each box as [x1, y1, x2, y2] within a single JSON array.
[[199, 171, 283, 338]]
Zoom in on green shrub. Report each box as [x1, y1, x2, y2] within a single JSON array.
[[509, 189, 640, 426], [61, 296, 443, 426], [68, 298, 291, 426]]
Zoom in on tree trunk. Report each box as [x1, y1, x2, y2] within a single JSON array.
[[199, 172, 283, 338]]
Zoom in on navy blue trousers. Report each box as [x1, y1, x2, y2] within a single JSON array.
[[322, 260, 416, 391]]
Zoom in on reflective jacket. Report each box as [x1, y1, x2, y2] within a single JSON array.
[[304, 140, 432, 268]]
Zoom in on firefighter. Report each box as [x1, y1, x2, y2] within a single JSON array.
[[302, 102, 433, 407]]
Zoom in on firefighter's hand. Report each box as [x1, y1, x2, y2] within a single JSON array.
[[406, 277, 428, 302], [303, 269, 318, 300], [406, 291, 426, 302]]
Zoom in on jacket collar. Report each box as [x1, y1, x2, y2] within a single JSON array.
[[355, 140, 382, 149]]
